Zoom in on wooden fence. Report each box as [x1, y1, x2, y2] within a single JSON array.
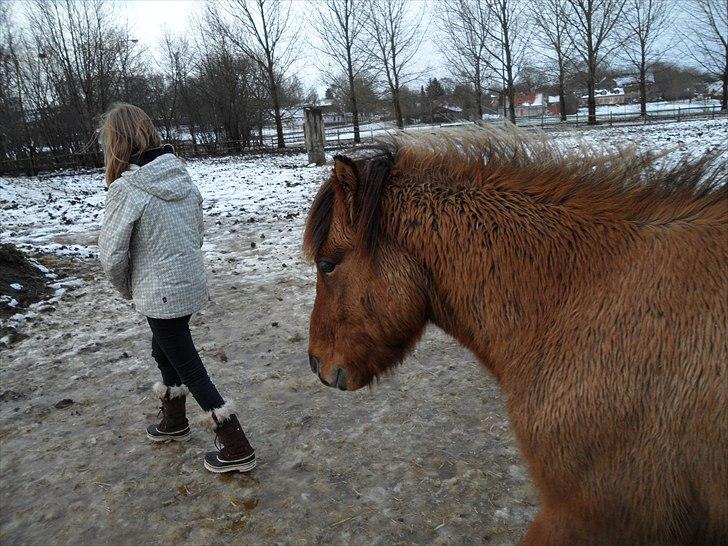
[[1, 105, 725, 177]]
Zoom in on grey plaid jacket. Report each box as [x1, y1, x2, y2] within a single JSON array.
[[98, 154, 208, 319]]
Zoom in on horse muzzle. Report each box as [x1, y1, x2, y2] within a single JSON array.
[[309, 355, 348, 391]]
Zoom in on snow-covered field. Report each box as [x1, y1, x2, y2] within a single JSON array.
[[1, 118, 726, 545], [575, 98, 721, 116]]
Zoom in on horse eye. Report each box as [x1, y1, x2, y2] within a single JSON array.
[[318, 260, 337, 274]]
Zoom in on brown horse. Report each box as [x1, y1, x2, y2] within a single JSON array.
[[303, 126, 728, 545]]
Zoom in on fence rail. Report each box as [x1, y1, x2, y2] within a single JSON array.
[[1, 105, 725, 177]]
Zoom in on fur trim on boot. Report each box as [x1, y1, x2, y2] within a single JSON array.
[[147, 382, 190, 442], [152, 381, 189, 400], [197, 401, 237, 430]]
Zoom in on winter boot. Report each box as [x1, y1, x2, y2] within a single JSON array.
[[146, 382, 191, 442], [200, 402, 256, 473]]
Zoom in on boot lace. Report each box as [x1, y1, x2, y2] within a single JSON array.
[[214, 434, 225, 452]]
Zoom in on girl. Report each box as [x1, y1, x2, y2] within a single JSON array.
[[97, 103, 255, 474]]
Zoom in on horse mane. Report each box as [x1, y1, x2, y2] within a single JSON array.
[[304, 125, 727, 259]]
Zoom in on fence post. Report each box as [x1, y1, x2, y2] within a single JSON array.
[[303, 107, 326, 165], [677, 107, 681, 122]]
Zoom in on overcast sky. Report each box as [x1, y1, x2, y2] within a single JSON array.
[[9, 0, 705, 97], [116, 0, 440, 96]]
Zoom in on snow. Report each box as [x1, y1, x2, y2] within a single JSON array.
[[575, 98, 721, 116], [1, 296, 19, 307], [10, 283, 23, 290], [0, 118, 726, 544]]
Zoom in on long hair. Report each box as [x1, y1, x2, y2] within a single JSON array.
[[98, 103, 161, 185]]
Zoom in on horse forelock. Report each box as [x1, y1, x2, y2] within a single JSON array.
[[304, 148, 393, 260], [303, 178, 335, 260]]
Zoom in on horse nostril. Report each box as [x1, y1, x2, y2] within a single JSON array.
[[309, 355, 320, 375], [334, 367, 348, 391]]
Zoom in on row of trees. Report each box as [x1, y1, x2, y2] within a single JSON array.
[[1, 0, 726, 168], [0, 0, 308, 167], [313, 0, 725, 131]]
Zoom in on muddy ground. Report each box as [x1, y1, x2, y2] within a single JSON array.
[[1, 187, 534, 546], [4, 118, 724, 545]]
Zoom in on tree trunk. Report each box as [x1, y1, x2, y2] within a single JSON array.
[[639, 66, 647, 118], [722, 59, 727, 111], [587, 75, 596, 125], [268, 64, 285, 148], [506, 61, 516, 124], [271, 87, 285, 149], [348, 73, 361, 144], [475, 64, 483, 120], [393, 87, 403, 129], [502, 16, 516, 124], [346, 47, 361, 144], [557, 55, 567, 122], [639, 43, 647, 118]]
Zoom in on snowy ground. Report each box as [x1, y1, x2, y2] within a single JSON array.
[[1, 118, 726, 545], [575, 98, 721, 116]]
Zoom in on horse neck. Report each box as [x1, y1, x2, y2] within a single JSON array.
[[384, 181, 635, 383]]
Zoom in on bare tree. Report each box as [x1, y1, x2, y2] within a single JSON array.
[[564, 0, 627, 124], [531, 0, 573, 121], [364, 0, 426, 129], [208, 0, 300, 148], [25, 0, 142, 153], [0, 3, 35, 168], [620, 0, 673, 117], [438, 0, 494, 120], [685, 0, 727, 110], [313, 0, 370, 142], [483, 0, 530, 123]]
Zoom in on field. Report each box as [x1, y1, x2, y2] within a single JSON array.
[[1, 119, 726, 545]]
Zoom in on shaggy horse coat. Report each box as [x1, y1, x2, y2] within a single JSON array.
[[304, 127, 727, 545]]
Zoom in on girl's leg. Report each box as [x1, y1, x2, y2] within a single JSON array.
[[147, 315, 255, 473], [146, 315, 225, 412], [147, 324, 191, 441], [151, 334, 183, 387]]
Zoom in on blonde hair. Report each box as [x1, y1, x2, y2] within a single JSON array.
[[98, 103, 162, 185]]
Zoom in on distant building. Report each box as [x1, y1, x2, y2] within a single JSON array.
[[612, 73, 656, 102], [514, 93, 547, 117], [582, 88, 626, 106], [513, 93, 576, 117]]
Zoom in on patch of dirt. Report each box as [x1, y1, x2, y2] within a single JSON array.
[[0, 243, 51, 319], [0, 218, 536, 545]]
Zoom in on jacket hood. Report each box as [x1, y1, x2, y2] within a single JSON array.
[[121, 154, 192, 201]]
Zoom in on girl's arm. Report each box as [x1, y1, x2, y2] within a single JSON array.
[[98, 183, 144, 299]]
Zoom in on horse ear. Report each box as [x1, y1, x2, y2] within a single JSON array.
[[333, 148, 392, 226], [333, 156, 360, 199]]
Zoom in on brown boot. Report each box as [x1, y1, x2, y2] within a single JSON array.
[[200, 402, 256, 473], [146, 382, 191, 442]]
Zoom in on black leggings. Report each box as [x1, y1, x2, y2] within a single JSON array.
[[147, 315, 225, 411]]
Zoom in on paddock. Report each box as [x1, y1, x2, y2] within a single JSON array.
[[1, 119, 726, 545]]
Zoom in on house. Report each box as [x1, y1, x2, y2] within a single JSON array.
[[582, 88, 626, 106], [514, 93, 547, 117], [513, 93, 576, 117], [612, 73, 656, 102]]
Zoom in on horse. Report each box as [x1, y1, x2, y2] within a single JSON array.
[[302, 126, 728, 545]]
